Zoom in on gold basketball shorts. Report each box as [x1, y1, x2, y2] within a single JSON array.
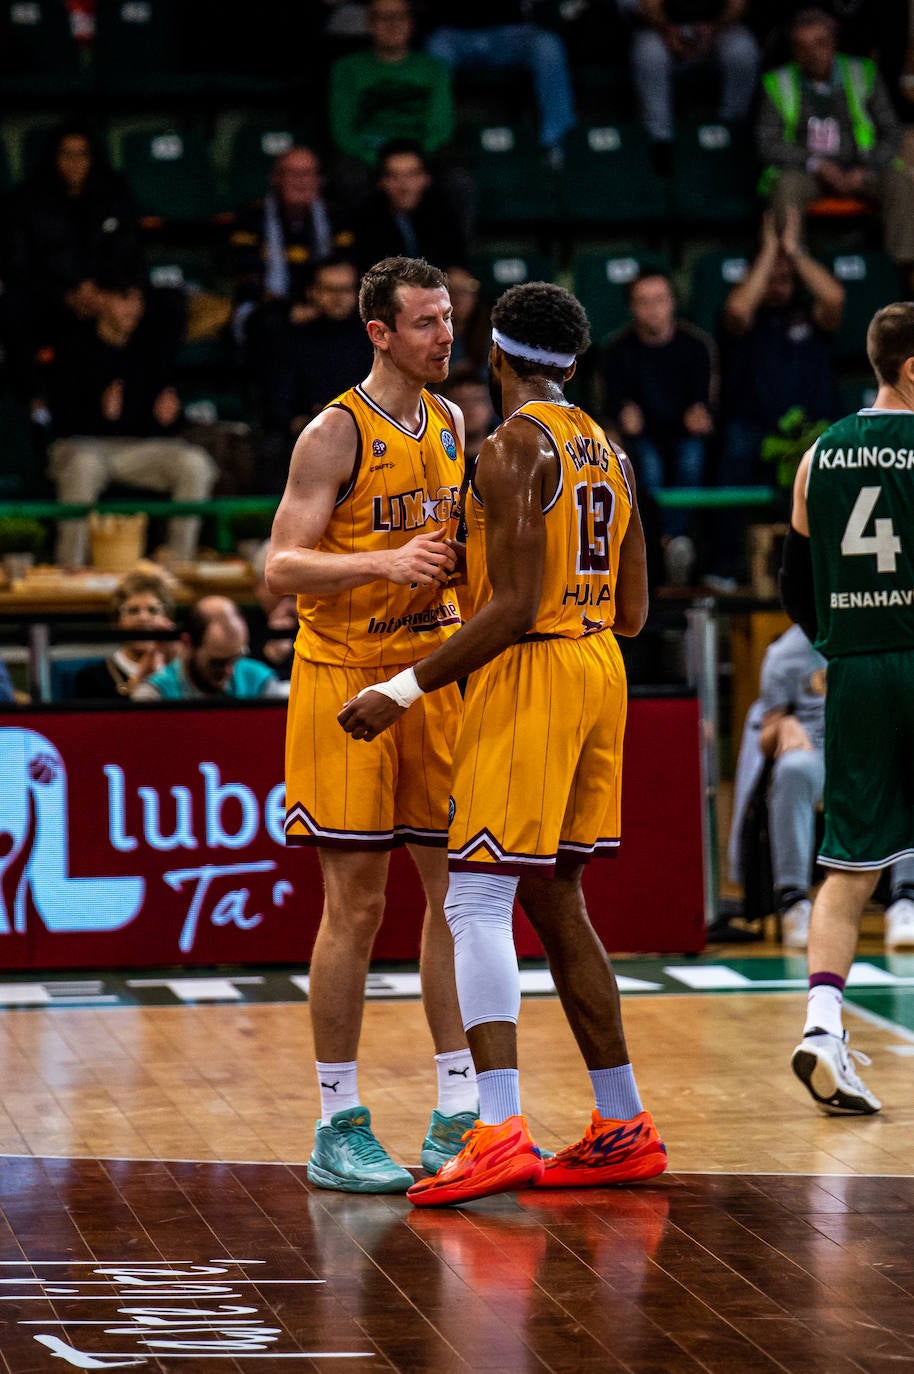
[[284, 654, 462, 848], [448, 632, 627, 874]]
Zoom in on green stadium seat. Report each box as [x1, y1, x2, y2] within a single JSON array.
[[93, 0, 180, 86], [828, 249, 903, 363], [0, 0, 83, 89], [685, 249, 751, 336], [559, 121, 668, 225], [838, 373, 878, 415], [115, 122, 218, 223], [468, 249, 557, 303], [466, 123, 557, 226], [217, 115, 319, 211], [0, 394, 43, 499], [670, 120, 757, 223], [572, 246, 672, 345]]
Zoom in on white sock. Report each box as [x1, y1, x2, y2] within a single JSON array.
[[803, 986, 844, 1038], [316, 1060, 360, 1123], [477, 1068, 521, 1124], [435, 1049, 477, 1115]]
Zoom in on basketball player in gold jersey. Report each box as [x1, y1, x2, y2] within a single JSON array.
[[266, 257, 476, 1193], [340, 280, 668, 1205]]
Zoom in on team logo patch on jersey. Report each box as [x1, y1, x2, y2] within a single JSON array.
[[448, 796, 456, 824], [372, 439, 387, 457], [440, 428, 457, 460]]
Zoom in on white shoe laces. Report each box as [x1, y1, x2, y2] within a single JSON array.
[[839, 1039, 872, 1090]]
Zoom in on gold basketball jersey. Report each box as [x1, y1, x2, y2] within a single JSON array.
[[294, 384, 464, 668], [462, 400, 632, 637]]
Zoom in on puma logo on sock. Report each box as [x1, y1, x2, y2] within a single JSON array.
[[321, 1080, 340, 1092], [448, 1067, 470, 1077]]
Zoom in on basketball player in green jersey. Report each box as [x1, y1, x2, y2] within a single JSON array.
[[781, 302, 914, 1115]]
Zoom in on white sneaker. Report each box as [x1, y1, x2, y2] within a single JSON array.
[[885, 898, 914, 950], [791, 1029, 881, 1115], [780, 898, 811, 949]]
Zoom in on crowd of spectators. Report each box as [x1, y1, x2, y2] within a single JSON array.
[[0, 0, 912, 593]]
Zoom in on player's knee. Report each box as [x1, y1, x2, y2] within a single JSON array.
[[445, 871, 518, 941], [181, 444, 218, 493]]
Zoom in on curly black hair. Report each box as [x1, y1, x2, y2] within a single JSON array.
[[359, 256, 449, 328], [490, 281, 591, 379]]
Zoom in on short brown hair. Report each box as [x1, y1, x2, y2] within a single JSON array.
[[866, 302, 914, 386], [358, 256, 449, 329], [111, 569, 175, 621]]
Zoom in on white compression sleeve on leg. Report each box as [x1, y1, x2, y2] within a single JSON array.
[[445, 871, 521, 1031]]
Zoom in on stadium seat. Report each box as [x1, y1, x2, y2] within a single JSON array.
[[838, 373, 878, 415], [216, 114, 319, 212], [468, 249, 557, 303], [685, 249, 751, 336], [828, 249, 903, 363], [465, 123, 557, 226], [0, 0, 83, 89], [114, 122, 218, 223], [0, 394, 44, 498], [558, 121, 668, 225], [93, 0, 181, 87], [572, 246, 672, 345], [670, 120, 757, 224]]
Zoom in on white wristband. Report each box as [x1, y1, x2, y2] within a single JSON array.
[[356, 666, 424, 710]]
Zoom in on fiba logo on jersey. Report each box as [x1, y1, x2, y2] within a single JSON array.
[[439, 428, 458, 461], [0, 727, 145, 937]]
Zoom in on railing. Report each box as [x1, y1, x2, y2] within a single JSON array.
[[0, 497, 278, 554]]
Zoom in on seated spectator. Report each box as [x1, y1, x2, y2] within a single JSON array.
[[446, 266, 492, 379], [353, 140, 467, 273], [39, 265, 217, 569], [425, 1, 575, 155], [264, 257, 373, 436], [624, 0, 760, 171], [750, 1, 912, 118], [710, 205, 843, 585], [758, 7, 914, 275], [437, 364, 497, 461], [730, 623, 914, 948], [228, 146, 357, 352], [329, 0, 456, 186], [132, 595, 284, 700], [0, 120, 141, 400], [73, 567, 178, 700], [602, 271, 717, 586]]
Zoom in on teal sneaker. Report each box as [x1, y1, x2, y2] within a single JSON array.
[[307, 1106, 413, 1193], [420, 1108, 478, 1174]]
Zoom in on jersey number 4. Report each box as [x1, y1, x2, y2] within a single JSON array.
[[840, 486, 902, 574]]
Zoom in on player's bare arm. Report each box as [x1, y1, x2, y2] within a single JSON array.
[[338, 418, 551, 739], [265, 406, 456, 597], [612, 456, 649, 636]]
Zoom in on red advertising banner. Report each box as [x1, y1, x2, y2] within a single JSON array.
[[0, 698, 706, 969]]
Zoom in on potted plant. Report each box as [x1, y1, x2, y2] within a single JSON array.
[[0, 516, 46, 583]]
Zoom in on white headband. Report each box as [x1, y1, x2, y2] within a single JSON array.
[[491, 327, 576, 368]]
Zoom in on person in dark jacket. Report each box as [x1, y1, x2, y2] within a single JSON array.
[[0, 121, 141, 399], [353, 140, 466, 274]]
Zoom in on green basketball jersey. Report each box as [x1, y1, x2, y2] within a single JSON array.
[[807, 407, 914, 658]]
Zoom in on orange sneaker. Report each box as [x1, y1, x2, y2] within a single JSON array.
[[407, 1114, 545, 1208], [534, 1109, 667, 1188]]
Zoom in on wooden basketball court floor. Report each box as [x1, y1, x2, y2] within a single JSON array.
[[0, 923, 913, 1372]]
